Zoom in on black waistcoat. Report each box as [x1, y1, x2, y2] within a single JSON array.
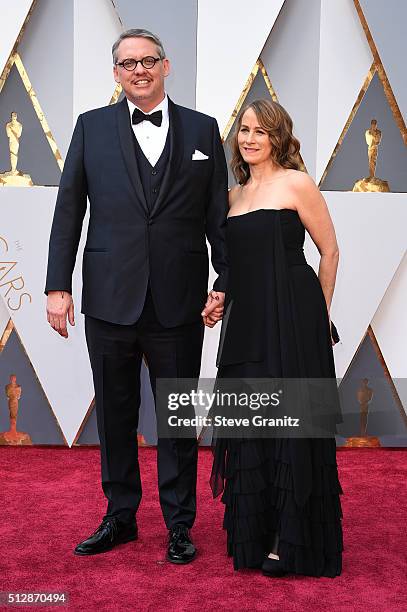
[[133, 130, 170, 212]]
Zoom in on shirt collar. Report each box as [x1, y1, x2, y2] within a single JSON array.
[[127, 94, 169, 123]]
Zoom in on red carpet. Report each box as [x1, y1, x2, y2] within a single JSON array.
[[0, 447, 406, 611]]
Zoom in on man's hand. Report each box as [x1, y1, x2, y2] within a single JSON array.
[[46, 291, 75, 338], [201, 291, 225, 328]]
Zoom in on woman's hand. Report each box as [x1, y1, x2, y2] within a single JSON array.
[[201, 291, 225, 328]]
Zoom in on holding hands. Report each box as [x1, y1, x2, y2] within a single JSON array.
[[201, 291, 225, 328]]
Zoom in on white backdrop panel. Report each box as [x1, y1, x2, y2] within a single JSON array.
[[73, 0, 123, 121], [0, 188, 93, 446], [371, 252, 407, 413], [260, 0, 321, 178], [316, 0, 372, 182], [304, 192, 407, 378], [0, 0, 32, 73], [196, 0, 284, 133], [18, 0, 74, 160], [200, 244, 221, 380], [0, 291, 10, 337]]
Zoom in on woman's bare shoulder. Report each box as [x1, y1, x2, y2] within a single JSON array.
[[287, 171, 326, 214], [228, 184, 242, 207], [287, 170, 317, 191]]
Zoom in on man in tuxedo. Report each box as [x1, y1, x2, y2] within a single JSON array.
[[45, 29, 228, 563]]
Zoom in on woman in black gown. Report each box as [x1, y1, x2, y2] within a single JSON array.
[[205, 99, 343, 577]]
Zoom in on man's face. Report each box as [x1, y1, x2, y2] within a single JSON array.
[[113, 37, 170, 110]]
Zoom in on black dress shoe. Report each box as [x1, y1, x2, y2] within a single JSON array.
[[261, 557, 287, 577], [166, 525, 196, 564], [74, 517, 138, 556]]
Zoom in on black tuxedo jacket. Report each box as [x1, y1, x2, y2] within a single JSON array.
[[45, 97, 229, 327]]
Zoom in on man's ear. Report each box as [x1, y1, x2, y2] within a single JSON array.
[[162, 58, 170, 78]]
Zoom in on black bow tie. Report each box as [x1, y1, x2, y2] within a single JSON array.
[[132, 108, 163, 127]]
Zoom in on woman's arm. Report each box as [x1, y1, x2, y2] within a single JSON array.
[[291, 173, 339, 316]]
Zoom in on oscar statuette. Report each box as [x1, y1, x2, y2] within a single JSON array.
[[0, 112, 33, 186], [345, 378, 381, 447], [353, 119, 390, 192], [137, 433, 147, 446], [0, 374, 32, 445]]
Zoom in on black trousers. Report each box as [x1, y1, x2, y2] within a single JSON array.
[[85, 288, 204, 529]]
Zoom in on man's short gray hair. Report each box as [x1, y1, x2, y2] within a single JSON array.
[[112, 28, 166, 64]]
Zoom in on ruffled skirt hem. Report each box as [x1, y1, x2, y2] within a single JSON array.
[[213, 437, 343, 576]]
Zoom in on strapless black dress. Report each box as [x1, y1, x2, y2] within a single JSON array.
[[211, 209, 343, 576]]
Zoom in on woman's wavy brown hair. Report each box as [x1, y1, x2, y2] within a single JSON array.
[[230, 99, 301, 185]]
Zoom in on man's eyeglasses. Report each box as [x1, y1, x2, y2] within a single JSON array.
[[115, 56, 161, 71]]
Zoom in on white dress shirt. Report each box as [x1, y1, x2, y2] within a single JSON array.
[[127, 95, 169, 167]]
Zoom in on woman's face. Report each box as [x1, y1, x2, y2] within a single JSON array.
[[237, 107, 272, 165]]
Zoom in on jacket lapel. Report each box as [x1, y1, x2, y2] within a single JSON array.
[[115, 97, 148, 214], [150, 98, 184, 217]]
